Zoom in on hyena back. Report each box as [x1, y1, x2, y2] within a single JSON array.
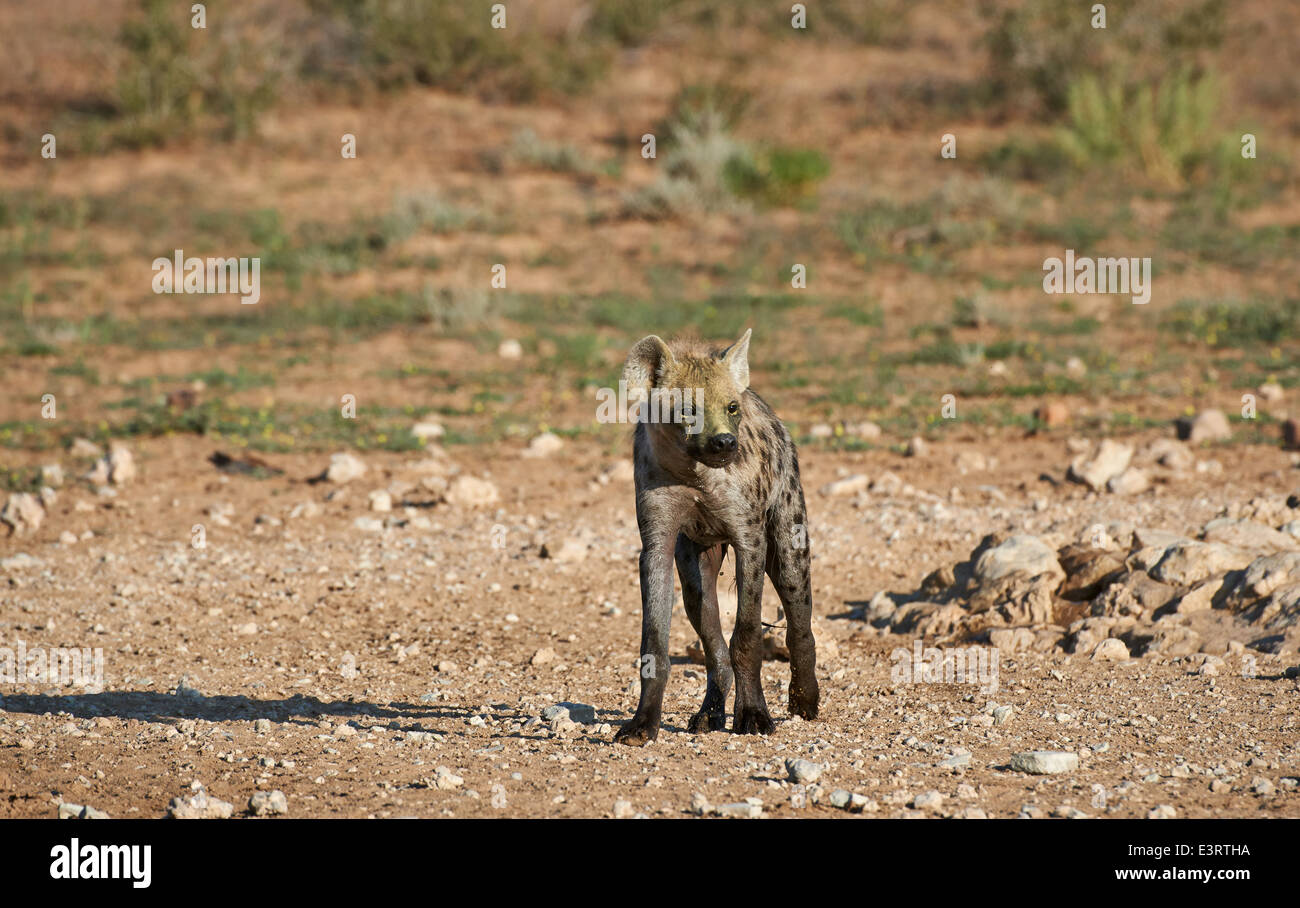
[[614, 329, 819, 746]]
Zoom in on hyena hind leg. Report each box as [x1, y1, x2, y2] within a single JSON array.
[[676, 537, 733, 733], [766, 521, 819, 720]]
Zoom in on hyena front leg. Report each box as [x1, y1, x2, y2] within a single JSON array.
[[767, 507, 819, 720], [614, 540, 675, 746], [675, 536, 732, 733], [730, 540, 774, 735]]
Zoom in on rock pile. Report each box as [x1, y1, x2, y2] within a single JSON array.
[[870, 502, 1300, 656]]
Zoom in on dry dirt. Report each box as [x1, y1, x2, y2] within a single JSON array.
[[2, 431, 1298, 819]]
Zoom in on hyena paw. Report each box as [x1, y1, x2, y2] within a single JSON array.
[[688, 707, 727, 734], [613, 716, 659, 747], [733, 705, 775, 736], [789, 682, 820, 720]]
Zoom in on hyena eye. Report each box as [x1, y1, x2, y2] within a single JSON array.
[[727, 400, 740, 415]]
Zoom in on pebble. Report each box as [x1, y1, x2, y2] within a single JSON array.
[[1009, 751, 1079, 775], [248, 790, 289, 816], [786, 758, 824, 784]]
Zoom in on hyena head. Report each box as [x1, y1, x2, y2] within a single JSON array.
[[622, 329, 751, 468]]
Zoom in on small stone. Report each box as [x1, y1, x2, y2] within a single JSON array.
[[368, 490, 393, 512], [912, 790, 945, 811], [446, 475, 499, 507], [411, 422, 445, 441], [1091, 638, 1130, 661], [906, 436, 928, 457], [254, 719, 273, 734], [106, 443, 136, 484], [1179, 409, 1232, 444], [434, 766, 464, 790], [1107, 467, 1149, 496], [325, 452, 367, 483], [613, 799, 634, 819], [551, 702, 596, 724], [530, 647, 556, 667], [1148, 804, 1176, 819], [1035, 401, 1070, 428], [70, 438, 102, 458], [248, 790, 289, 816], [1, 492, 44, 534], [1068, 440, 1133, 492], [540, 537, 587, 563], [819, 474, 869, 497], [714, 802, 763, 819], [166, 787, 235, 819], [58, 802, 108, 820], [1009, 751, 1079, 775], [498, 339, 523, 360], [992, 705, 1015, 726], [848, 421, 882, 440], [785, 758, 824, 784], [522, 432, 564, 458], [1053, 806, 1090, 819]]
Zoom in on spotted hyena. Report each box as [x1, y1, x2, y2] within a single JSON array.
[[614, 329, 819, 746]]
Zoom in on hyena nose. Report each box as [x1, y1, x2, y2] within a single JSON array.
[[708, 433, 737, 455]]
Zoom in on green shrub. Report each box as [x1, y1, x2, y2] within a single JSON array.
[[1056, 69, 1220, 188], [982, 0, 1225, 114], [723, 147, 829, 208], [114, 0, 284, 146], [1161, 299, 1300, 348]]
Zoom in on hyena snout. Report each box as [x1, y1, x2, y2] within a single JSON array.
[[706, 433, 737, 455]]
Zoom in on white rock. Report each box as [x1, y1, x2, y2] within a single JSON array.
[[1150, 542, 1254, 586], [1068, 440, 1133, 492], [522, 432, 564, 458], [974, 535, 1065, 585], [0, 493, 44, 534], [819, 474, 869, 497], [107, 443, 136, 484], [326, 452, 367, 483], [411, 422, 445, 441], [785, 759, 824, 784], [1186, 409, 1231, 443], [1107, 467, 1149, 496], [1091, 638, 1130, 661], [446, 475, 499, 507], [1009, 751, 1079, 775]]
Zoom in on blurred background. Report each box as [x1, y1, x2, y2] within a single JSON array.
[[1, 0, 1297, 469]]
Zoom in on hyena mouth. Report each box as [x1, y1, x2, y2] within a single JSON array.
[[693, 450, 738, 469]]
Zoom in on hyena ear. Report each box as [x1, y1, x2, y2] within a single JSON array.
[[623, 335, 675, 396], [721, 328, 751, 391]]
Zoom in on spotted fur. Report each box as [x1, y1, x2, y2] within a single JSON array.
[[614, 329, 819, 745]]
